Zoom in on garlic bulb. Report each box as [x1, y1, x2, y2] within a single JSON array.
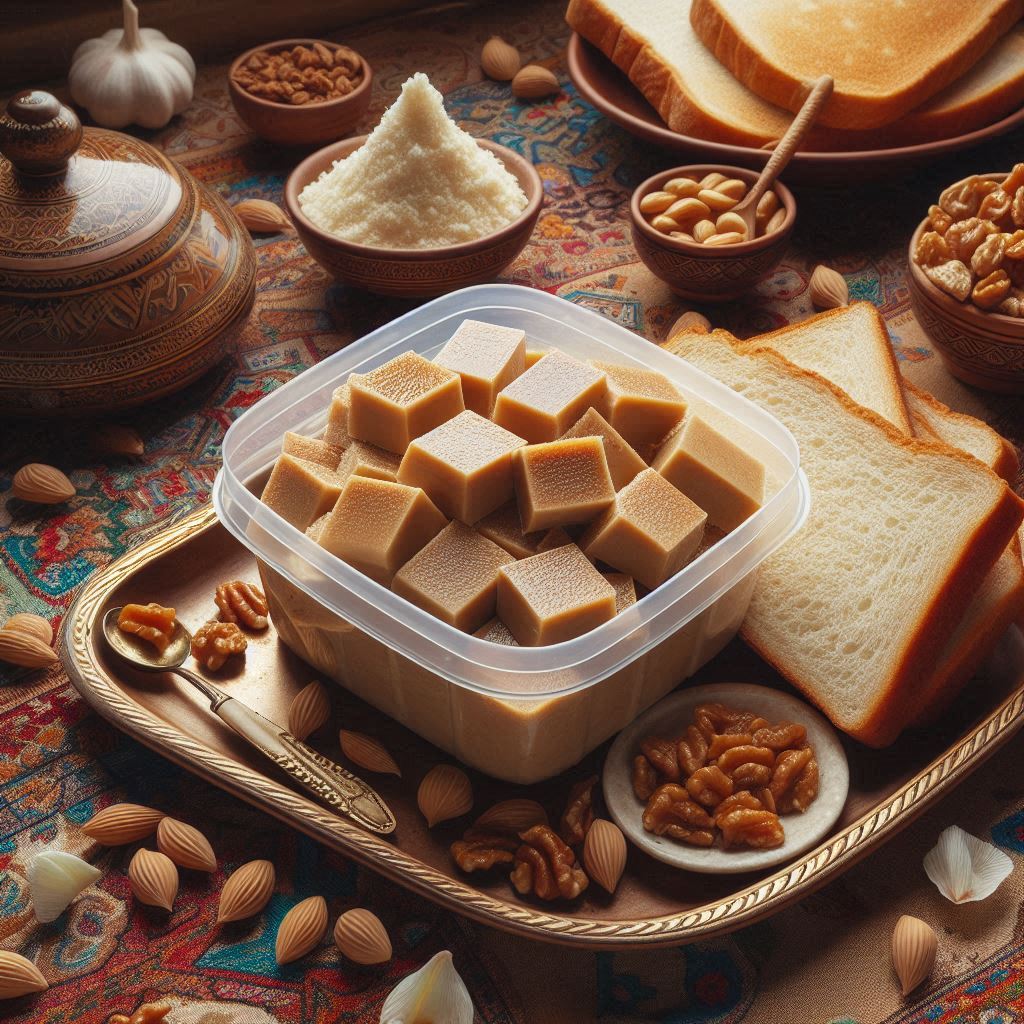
[[27, 851, 102, 923], [69, 0, 195, 129], [380, 950, 473, 1024]]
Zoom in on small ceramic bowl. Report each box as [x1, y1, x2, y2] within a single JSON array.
[[284, 135, 543, 298], [907, 178, 1024, 394], [228, 39, 373, 147], [630, 164, 796, 302]]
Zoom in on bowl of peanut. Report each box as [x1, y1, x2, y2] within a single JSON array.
[[228, 39, 373, 147], [908, 166, 1024, 394], [629, 165, 796, 302]]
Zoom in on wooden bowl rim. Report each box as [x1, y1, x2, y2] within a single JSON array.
[[228, 38, 373, 114], [630, 163, 796, 257], [284, 135, 544, 260]]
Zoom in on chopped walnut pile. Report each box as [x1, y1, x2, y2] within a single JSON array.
[[191, 620, 247, 671], [231, 43, 363, 106], [215, 580, 269, 630], [634, 702, 818, 851]]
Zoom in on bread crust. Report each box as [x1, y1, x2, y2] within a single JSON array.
[[663, 329, 1024, 747]]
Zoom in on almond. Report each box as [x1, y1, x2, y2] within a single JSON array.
[[91, 424, 144, 457], [287, 680, 330, 741], [334, 908, 392, 964], [417, 764, 473, 828], [82, 803, 165, 844], [0, 629, 57, 668], [809, 264, 849, 309], [11, 463, 75, 504], [511, 64, 559, 100], [234, 198, 293, 234], [3, 613, 53, 646], [217, 859, 276, 924], [473, 799, 548, 834], [480, 36, 521, 82], [128, 848, 178, 911], [891, 914, 937, 995], [339, 729, 400, 776], [582, 818, 627, 894], [0, 950, 48, 999], [275, 895, 328, 964], [668, 311, 711, 337], [156, 817, 217, 872]]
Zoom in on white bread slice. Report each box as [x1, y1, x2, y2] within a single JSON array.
[[688, 0, 1024, 130], [568, 0, 1024, 149], [663, 330, 1024, 745], [902, 381, 1019, 483], [740, 303, 913, 434]]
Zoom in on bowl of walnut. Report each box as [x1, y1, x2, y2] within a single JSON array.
[[908, 165, 1024, 394], [228, 39, 373, 147]]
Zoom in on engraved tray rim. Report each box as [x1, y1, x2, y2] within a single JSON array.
[[61, 503, 1024, 949]]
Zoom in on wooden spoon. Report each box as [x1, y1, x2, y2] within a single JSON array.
[[732, 75, 834, 239]]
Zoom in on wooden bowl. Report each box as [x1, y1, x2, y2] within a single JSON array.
[[284, 136, 543, 298], [228, 39, 373, 147], [630, 164, 796, 302], [907, 182, 1024, 393]]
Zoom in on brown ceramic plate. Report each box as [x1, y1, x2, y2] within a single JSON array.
[[567, 34, 1024, 185], [62, 505, 1024, 948]]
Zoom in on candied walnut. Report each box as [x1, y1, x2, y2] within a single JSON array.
[[510, 825, 588, 901], [714, 791, 763, 823], [914, 230, 952, 268], [685, 765, 734, 807], [939, 176, 997, 220], [640, 735, 680, 782], [117, 602, 176, 654], [693, 702, 760, 739], [643, 783, 714, 836], [946, 217, 994, 263], [1000, 294, 1024, 316], [973, 269, 1012, 310], [927, 204, 953, 235], [560, 775, 597, 846], [1004, 229, 1024, 260], [715, 744, 775, 775], [754, 787, 776, 813], [215, 580, 269, 630], [1012, 187, 1024, 229], [924, 260, 972, 301], [1004, 163, 1024, 195], [777, 757, 819, 814], [191, 620, 247, 670], [731, 762, 773, 790], [677, 724, 708, 775], [769, 747, 814, 803], [718, 808, 785, 849], [751, 722, 806, 751], [632, 755, 658, 802], [664, 823, 715, 846], [451, 830, 518, 872], [979, 188, 1013, 226], [108, 1003, 172, 1024], [706, 732, 753, 760]]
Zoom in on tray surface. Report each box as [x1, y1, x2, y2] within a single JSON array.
[[566, 34, 1024, 184], [62, 504, 1024, 948]]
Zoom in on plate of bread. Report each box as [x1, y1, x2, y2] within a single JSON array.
[[566, 0, 1024, 182]]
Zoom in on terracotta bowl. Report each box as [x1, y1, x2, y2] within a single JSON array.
[[907, 179, 1024, 394], [630, 164, 796, 302], [284, 136, 544, 298], [228, 39, 373, 147]]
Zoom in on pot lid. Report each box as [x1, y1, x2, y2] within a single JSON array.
[[0, 90, 184, 277]]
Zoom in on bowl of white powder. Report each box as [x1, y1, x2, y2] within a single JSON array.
[[284, 73, 543, 297]]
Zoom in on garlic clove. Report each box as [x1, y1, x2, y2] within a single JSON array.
[[891, 915, 937, 996], [339, 729, 401, 776], [379, 950, 473, 1024], [27, 851, 102, 923], [0, 950, 48, 999], [156, 817, 217, 872], [582, 819, 627, 894], [275, 895, 329, 965], [217, 859, 275, 924], [334, 908, 392, 965], [287, 680, 330, 741], [417, 765, 473, 828], [923, 825, 1012, 903]]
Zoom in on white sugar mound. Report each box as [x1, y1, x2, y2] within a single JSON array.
[[298, 73, 529, 248]]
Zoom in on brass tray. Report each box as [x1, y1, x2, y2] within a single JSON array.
[[62, 504, 1024, 948]]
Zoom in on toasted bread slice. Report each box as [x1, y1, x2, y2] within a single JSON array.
[[688, 0, 1024, 130], [664, 330, 1024, 746], [740, 303, 913, 434]]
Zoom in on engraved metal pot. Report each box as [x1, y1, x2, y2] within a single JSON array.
[[0, 90, 257, 416]]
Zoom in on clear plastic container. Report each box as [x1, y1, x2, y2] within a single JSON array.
[[213, 285, 809, 783]]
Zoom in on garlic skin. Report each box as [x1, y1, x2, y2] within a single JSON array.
[[69, 0, 195, 129], [27, 851, 102, 923], [923, 825, 1013, 904], [380, 950, 473, 1024]]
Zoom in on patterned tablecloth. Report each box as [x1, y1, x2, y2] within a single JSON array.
[[3, 3, 1024, 1023]]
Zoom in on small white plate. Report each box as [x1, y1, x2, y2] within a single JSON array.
[[603, 682, 850, 874]]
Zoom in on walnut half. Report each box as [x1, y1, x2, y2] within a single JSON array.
[[559, 775, 597, 846], [191, 620, 247, 671], [215, 580, 269, 630], [510, 825, 588, 901]]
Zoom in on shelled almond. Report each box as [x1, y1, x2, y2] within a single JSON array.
[[82, 803, 165, 844], [217, 860, 276, 924], [583, 819, 627, 894], [11, 463, 75, 504], [3, 613, 53, 645], [0, 950, 48, 999], [128, 849, 178, 911], [339, 729, 400, 776], [417, 765, 473, 827], [512, 64, 558, 100], [275, 895, 328, 964], [480, 36, 521, 81], [156, 817, 217, 872], [234, 198, 293, 234], [0, 629, 58, 668], [287, 680, 330, 741], [809, 265, 849, 309], [91, 424, 145, 456], [334, 908, 392, 964], [473, 799, 548, 833]]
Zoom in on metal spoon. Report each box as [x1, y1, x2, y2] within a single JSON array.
[[101, 607, 396, 835]]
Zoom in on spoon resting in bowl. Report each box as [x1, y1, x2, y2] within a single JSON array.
[[101, 606, 396, 835]]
